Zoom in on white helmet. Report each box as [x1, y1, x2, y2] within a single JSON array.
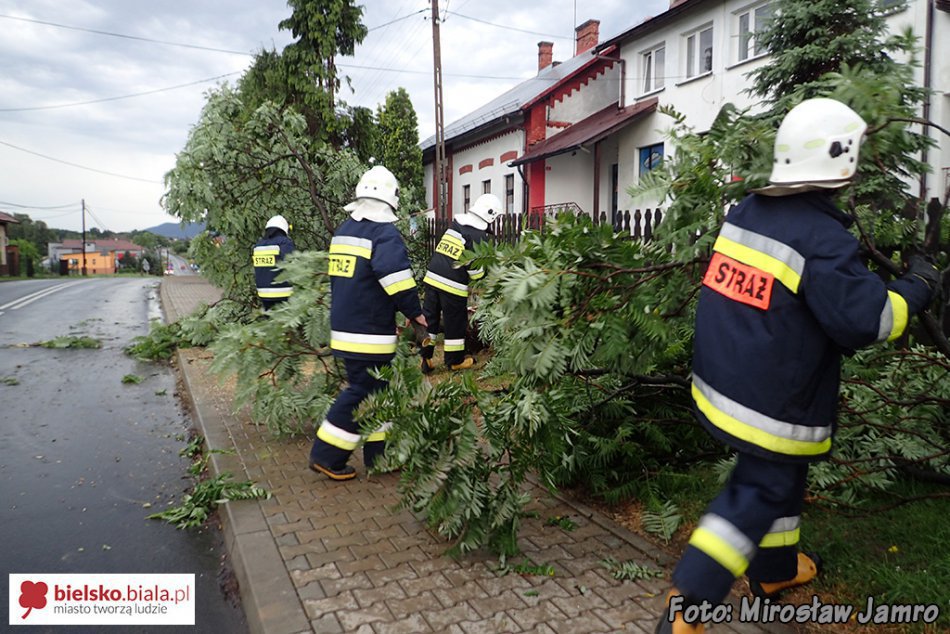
[[469, 193, 503, 225], [761, 98, 867, 195], [355, 165, 399, 209], [265, 214, 289, 235]]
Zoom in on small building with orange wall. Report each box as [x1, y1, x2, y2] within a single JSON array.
[[60, 250, 117, 275]]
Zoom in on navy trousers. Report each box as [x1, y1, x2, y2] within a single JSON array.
[[672, 452, 808, 603], [309, 356, 392, 471], [421, 286, 469, 366]]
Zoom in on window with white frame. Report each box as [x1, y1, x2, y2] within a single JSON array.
[[482, 179, 491, 194], [685, 25, 714, 78], [463, 184, 471, 212], [505, 174, 514, 214], [737, 2, 772, 62], [642, 44, 665, 93]]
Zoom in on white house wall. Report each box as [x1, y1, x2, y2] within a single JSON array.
[[422, 0, 948, 224], [548, 65, 622, 125], [546, 151, 594, 215], [614, 0, 948, 208], [617, 110, 670, 214], [451, 129, 524, 215], [884, 2, 949, 200]]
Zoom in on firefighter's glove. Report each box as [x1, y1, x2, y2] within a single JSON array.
[[905, 254, 940, 292], [410, 321, 430, 348]]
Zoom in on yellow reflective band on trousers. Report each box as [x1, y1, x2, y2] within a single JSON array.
[[759, 515, 801, 548], [316, 420, 360, 450], [759, 527, 801, 548], [330, 330, 398, 355], [692, 377, 832, 457], [713, 235, 802, 294], [258, 287, 293, 298], [689, 527, 750, 578], [443, 338, 466, 352]]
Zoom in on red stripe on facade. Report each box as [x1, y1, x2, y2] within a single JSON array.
[[458, 164, 473, 175], [499, 150, 518, 163], [478, 158, 494, 169]]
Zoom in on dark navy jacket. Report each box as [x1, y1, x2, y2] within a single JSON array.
[[328, 218, 422, 360], [692, 192, 931, 462], [253, 230, 295, 301], [423, 220, 488, 297]]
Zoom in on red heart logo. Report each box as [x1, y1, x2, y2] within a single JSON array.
[[19, 580, 48, 619]]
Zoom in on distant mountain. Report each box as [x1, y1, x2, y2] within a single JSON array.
[[141, 221, 206, 240]]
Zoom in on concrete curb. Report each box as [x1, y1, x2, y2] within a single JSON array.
[[176, 349, 311, 634], [161, 280, 310, 634]]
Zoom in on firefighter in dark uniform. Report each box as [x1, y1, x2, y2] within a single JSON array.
[[253, 214, 295, 310], [420, 193, 501, 372], [656, 98, 939, 634], [308, 166, 426, 481]]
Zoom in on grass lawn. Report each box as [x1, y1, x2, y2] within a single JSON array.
[[594, 464, 949, 633]]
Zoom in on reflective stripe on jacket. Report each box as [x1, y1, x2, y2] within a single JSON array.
[[692, 192, 932, 462], [328, 218, 422, 360], [253, 234, 295, 299], [424, 220, 488, 297]]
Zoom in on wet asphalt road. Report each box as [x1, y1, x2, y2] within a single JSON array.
[[0, 277, 247, 633]]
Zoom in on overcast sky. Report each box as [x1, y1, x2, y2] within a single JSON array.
[[0, 0, 668, 233]]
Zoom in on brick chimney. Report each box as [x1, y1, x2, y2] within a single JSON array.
[[574, 19, 599, 56], [538, 41, 553, 72]]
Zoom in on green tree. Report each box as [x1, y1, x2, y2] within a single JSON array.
[[748, 0, 896, 105], [377, 88, 425, 212], [8, 239, 41, 275], [341, 104, 378, 164], [240, 0, 368, 142], [8, 213, 56, 255], [163, 86, 363, 304], [360, 0, 949, 557], [165, 0, 372, 305]]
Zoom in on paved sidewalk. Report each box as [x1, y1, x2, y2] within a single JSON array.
[[160, 276, 783, 634]]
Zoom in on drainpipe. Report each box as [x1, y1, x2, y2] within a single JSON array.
[[919, 0, 934, 202], [516, 163, 529, 215]]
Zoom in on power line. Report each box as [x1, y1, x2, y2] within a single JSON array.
[[367, 9, 427, 32], [444, 11, 571, 39], [0, 72, 241, 112], [0, 13, 256, 56], [13, 209, 80, 219], [0, 139, 162, 184], [84, 204, 110, 232], [0, 200, 78, 210], [339, 60, 535, 81]]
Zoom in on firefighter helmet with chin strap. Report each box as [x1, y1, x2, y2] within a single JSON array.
[[265, 214, 290, 235], [355, 165, 400, 210], [469, 193, 503, 225], [761, 98, 867, 195]]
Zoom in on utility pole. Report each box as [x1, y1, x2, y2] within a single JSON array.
[[431, 0, 448, 221], [81, 198, 87, 277]]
